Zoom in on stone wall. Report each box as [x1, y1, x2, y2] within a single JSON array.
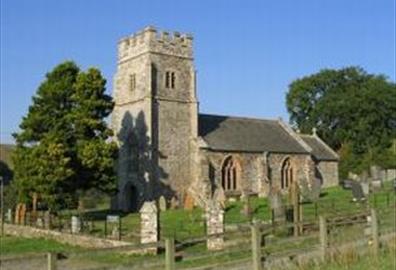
[[4, 224, 131, 249], [199, 150, 268, 198], [267, 153, 314, 192], [317, 161, 339, 188]]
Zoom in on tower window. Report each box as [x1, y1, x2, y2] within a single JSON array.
[[171, 72, 176, 88], [165, 71, 176, 89], [129, 74, 136, 92]]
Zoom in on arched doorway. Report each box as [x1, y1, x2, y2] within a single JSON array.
[[124, 183, 139, 212]]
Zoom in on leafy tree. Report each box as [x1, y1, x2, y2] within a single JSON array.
[[286, 67, 396, 177], [13, 61, 118, 210]]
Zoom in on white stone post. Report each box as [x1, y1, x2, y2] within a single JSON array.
[[71, 216, 81, 234], [140, 201, 158, 253], [206, 201, 224, 250]]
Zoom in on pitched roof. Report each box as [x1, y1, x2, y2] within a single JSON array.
[[299, 134, 339, 161], [198, 114, 309, 153]]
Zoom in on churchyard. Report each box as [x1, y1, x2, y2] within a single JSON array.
[[1, 180, 395, 270]]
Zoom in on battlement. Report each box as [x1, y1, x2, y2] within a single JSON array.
[[118, 26, 194, 62]]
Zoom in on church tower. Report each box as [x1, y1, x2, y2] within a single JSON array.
[[112, 26, 198, 212]]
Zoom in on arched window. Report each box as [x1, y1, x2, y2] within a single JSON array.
[[281, 158, 293, 189], [221, 156, 240, 191], [165, 71, 176, 89]]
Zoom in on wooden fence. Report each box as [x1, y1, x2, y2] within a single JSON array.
[[3, 207, 392, 270]]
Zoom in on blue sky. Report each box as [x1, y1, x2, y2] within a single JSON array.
[[1, 0, 395, 144]]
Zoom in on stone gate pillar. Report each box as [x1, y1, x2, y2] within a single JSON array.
[[140, 201, 158, 253], [206, 201, 224, 250]]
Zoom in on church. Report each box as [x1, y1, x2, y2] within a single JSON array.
[[111, 26, 339, 212]]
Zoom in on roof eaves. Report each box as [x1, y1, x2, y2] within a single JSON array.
[[312, 133, 340, 160]]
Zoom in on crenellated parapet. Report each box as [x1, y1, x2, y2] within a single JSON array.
[[118, 26, 193, 62]]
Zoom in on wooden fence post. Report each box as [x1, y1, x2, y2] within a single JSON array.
[[47, 253, 57, 270], [370, 208, 379, 257], [319, 216, 328, 261], [165, 238, 175, 270], [251, 223, 262, 270]]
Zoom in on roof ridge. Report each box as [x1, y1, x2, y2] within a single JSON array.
[[299, 133, 315, 138], [199, 113, 278, 123]]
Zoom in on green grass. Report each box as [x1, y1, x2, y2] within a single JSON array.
[[0, 235, 83, 255], [49, 183, 393, 244], [301, 249, 395, 270], [3, 182, 394, 269]]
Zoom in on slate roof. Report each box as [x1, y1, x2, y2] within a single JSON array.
[[299, 134, 339, 161], [198, 114, 309, 153]]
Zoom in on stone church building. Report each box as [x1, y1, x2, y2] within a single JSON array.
[[111, 26, 339, 212]]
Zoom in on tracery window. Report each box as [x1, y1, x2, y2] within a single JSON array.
[[281, 158, 293, 189], [221, 156, 240, 191]]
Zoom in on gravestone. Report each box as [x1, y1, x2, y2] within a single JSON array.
[[107, 215, 120, 239], [6, 209, 12, 223], [112, 226, 120, 239], [361, 182, 369, 196], [170, 197, 179, 209], [44, 211, 51, 229], [206, 200, 224, 250], [269, 189, 285, 223], [350, 181, 365, 201], [71, 216, 81, 234], [213, 188, 226, 209], [371, 180, 382, 191], [14, 204, 21, 224], [240, 192, 252, 218], [140, 201, 158, 253], [36, 217, 44, 228], [370, 166, 381, 181], [158, 196, 167, 212]]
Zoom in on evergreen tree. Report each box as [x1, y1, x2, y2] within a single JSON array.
[[13, 61, 118, 209]]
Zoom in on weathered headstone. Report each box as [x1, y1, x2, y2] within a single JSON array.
[[213, 188, 226, 209], [6, 209, 12, 223], [36, 217, 44, 228], [361, 182, 369, 196], [371, 180, 382, 191], [44, 211, 51, 229], [112, 226, 120, 239], [350, 181, 365, 201], [158, 196, 167, 212], [71, 216, 81, 234], [107, 215, 120, 239], [170, 197, 178, 209], [140, 201, 158, 253], [206, 200, 224, 250], [370, 165, 381, 181], [240, 192, 252, 218], [14, 204, 21, 224], [269, 189, 285, 223]]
